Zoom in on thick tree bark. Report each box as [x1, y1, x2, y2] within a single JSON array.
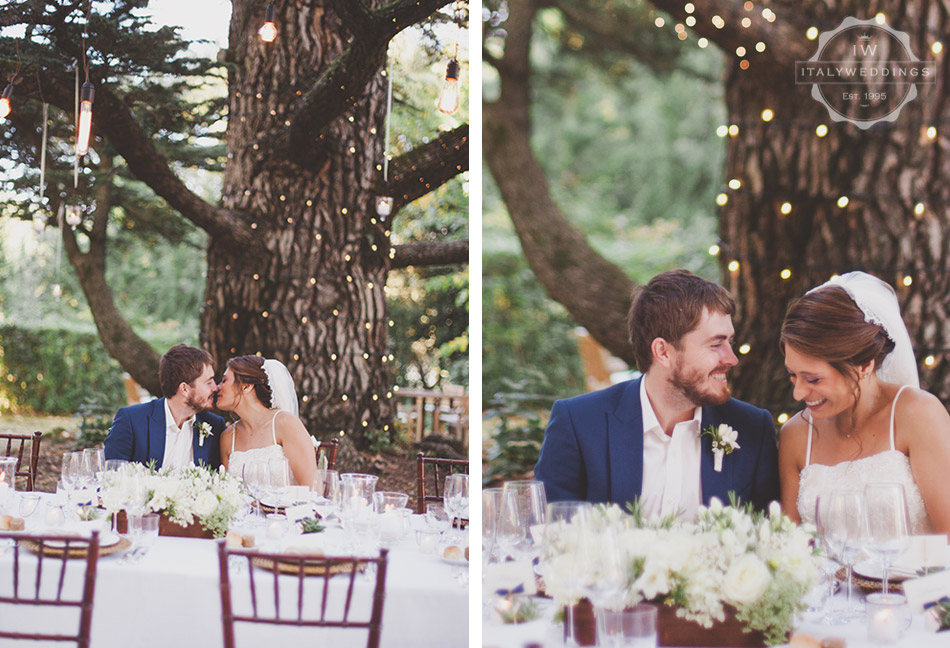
[[484, 0, 639, 368], [488, 0, 950, 415], [391, 240, 469, 268]]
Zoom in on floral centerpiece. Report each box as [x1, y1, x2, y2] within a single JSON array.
[[100, 463, 245, 538], [541, 497, 819, 646]]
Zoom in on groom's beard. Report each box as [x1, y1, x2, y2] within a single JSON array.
[[187, 393, 214, 413], [670, 363, 732, 407]]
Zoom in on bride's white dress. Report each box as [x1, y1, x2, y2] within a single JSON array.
[[228, 410, 288, 480], [797, 384, 933, 534]]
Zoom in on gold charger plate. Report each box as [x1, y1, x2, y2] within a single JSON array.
[[250, 556, 366, 577], [21, 536, 132, 559], [836, 567, 903, 594]]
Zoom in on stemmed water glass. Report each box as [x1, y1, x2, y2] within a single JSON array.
[[541, 501, 591, 647], [823, 490, 868, 620], [61, 451, 81, 501], [82, 448, 105, 494], [578, 523, 628, 643], [814, 495, 846, 624], [482, 487, 504, 564], [242, 461, 268, 522], [266, 458, 292, 508], [443, 473, 469, 539], [864, 482, 911, 595], [496, 480, 547, 563]]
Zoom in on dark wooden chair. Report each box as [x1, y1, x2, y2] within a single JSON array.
[[0, 531, 100, 647], [0, 431, 42, 491], [415, 452, 469, 514], [316, 438, 339, 471], [218, 542, 388, 648]]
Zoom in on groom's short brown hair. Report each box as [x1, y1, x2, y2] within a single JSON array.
[[628, 270, 735, 373], [159, 344, 214, 398]]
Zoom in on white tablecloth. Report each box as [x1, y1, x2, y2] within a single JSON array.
[[0, 499, 468, 647], [481, 594, 947, 648]]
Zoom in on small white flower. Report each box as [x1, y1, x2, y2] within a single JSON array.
[[768, 501, 782, 519], [196, 421, 214, 447], [708, 497, 723, 514]]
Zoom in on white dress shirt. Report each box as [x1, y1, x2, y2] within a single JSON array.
[[639, 379, 703, 521], [162, 400, 195, 470]]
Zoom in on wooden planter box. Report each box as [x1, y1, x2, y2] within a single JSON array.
[[115, 510, 215, 539], [568, 600, 773, 648]]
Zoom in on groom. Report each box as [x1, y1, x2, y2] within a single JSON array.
[[104, 344, 225, 469], [535, 270, 779, 517]]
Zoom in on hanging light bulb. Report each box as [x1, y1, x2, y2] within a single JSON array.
[[0, 83, 12, 119], [436, 58, 460, 114], [76, 81, 95, 156], [375, 196, 394, 217], [65, 205, 83, 227], [259, 2, 277, 43]]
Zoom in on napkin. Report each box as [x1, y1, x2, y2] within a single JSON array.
[[484, 560, 537, 596]]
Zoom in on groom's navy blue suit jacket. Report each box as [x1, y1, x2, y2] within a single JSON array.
[[534, 378, 780, 513], [104, 398, 224, 469]]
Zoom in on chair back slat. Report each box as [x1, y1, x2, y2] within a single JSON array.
[[315, 438, 339, 472], [415, 453, 469, 514], [0, 531, 100, 646], [0, 431, 42, 491], [217, 542, 388, 647]]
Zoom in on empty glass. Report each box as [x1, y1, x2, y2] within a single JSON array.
[[0, 456, 15, 512], [265, 458, 292, 507], [600, 604, 658, 648], [482, 487, 504, 564], [242, 461, 268, 521], [425, 503, 451, 535], [61, 452, 82, 498], [82, 448, 105, 492], [444, 474, 469, 539], [541, 501, 592, 647], [813, 495, 845, 624], [864, 483, 911, 595], [823, 490, 868, 620], [322, 470, 342, 513], [127, 513, 159, 562], [496, 480, 547, 562]]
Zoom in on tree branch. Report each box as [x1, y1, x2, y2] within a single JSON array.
[[484, 0, 638, 366], [7, 68, 260, 254], [391, 240, 469, 268], [386, 124, 468, 212], [284, 0, 454, 168], [646, 0, 812, 70]]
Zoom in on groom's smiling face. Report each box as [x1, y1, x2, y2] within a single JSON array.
[[667, 308, 738, 406]]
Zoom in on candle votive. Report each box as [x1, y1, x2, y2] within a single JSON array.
[[866, 593, 912, 645], [265, 513, 288, 539], [415, 527, 440, 554]]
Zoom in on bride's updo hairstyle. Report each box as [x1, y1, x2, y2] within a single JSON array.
[[781, 285, 895, 406], [226, 355, 274, 408]]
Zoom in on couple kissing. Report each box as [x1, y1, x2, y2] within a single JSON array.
[[103, 345, 316, 488]]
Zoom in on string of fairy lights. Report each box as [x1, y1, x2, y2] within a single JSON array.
[[647, 2, 950, 406], [0, 1, 469, 437]]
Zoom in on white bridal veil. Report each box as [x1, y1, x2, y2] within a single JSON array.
[[261, 358, 300, 417], [808, 271, 920, 388]]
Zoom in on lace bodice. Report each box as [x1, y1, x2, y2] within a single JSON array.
[[227, 411, 289, 481], [796, 385, 933, 534]]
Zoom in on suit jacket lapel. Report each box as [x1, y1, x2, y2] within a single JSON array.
[[607, 379, 644, 507], [699, 406, 731, 505], [148, 398, 166, 467]]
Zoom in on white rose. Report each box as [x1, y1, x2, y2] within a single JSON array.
[[768, 501, 782, 519], [708, 497, 723, 514], [636, 564, 671, 601], [194, 490, 218, 517], [723, 554, 770, 605]]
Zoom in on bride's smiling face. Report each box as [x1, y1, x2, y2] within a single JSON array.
[[214, 369, 244, 412], [785, 346, 856, 418]]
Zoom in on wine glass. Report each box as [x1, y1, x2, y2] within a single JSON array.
[[541, 501, 591, 647], [864, 483, 911, 595], [242, 461, 267, 521], [497, 481, 547, 563], [322, 470, 342, 516], [266, 458, 291, 508], [824, 490, 868, 620], [426, 503, 451, 537], [578, 523, 628, 641], [443, 473, 469, 539], [136, 513, 160, 559], [61, 452, 82, 502], [482, 487, 504, 564], [82, 448, 105, 492], [814, 495, 846, 624]]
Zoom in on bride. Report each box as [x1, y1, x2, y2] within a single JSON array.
[[778, 272, 950, 536], [216, 355, 317, 487]]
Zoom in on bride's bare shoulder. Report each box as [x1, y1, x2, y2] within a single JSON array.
[[894, 386, 950, 443]]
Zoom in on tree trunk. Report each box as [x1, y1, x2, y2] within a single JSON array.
[[203, 1, 395, 444], [715, 2, 950, 416]]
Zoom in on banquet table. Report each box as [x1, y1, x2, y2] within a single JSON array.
[[0, 495, 468, 648], [481, 592, 948, 648]]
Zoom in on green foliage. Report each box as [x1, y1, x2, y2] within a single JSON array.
[[482, 252, 585, 400], [0, 325, 126, 415], [73, 396, 119, 450], [482, 386, 556, 486]]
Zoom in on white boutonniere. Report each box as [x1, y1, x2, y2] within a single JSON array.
[[701, 423, 740, 472], [196, 421, 214, 447]]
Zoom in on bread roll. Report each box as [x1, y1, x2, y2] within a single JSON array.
[[0, 514, 12, 530], [443, 545, 463, 560], [8, 518, 24, 531]]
